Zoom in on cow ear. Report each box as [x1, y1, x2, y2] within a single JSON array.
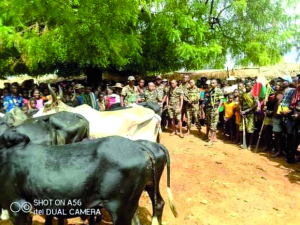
[[0, 129, 30, 149], [5, 109, 27, 127], [5, 114, 15, 126]]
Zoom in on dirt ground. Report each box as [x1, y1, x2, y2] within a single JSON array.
[[2, 127, 300, 225]]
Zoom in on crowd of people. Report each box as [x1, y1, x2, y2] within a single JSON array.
[[1, 73, 300, 164]]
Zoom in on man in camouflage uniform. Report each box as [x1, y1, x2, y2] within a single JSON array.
[[137, 79, 146, 103], [185, 79, 201, 136], [162, 79, 170, 129], [155, 75, 165, 100], [179, 74, 191, 126], [206, 79, 224, 144], [162, 79, 169, 104], [145, 82, 162, 104], [239, 81, 257, 150], [121, 76, 140, 107], [167, 80, 184, 138], [162, 78, 168, 88]]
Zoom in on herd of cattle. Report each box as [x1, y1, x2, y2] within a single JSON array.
[[0, 85, 177, 225]]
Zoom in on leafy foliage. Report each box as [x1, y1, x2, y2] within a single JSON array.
[[0, 0, 299, 77]]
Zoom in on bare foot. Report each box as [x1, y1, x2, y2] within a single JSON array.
[[198, 129, 202, 136], [184, 131, 190, 136], [204, 141, 214, 146], [179, 133, 184, 138], [203, 135, 209, 140], [271, 151, 283, 158], [170, 132, 176, 136]]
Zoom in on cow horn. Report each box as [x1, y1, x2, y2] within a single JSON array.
[[58, 86, 63, 100], [48, 84, 57, 102], [71, 90, 76, 101]]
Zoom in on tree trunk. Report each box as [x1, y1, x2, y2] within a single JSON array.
[[85, 67, 103, 86]]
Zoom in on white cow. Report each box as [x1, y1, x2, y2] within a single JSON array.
[[33, 86, 161, 142]]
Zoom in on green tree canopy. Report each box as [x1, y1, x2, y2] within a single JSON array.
[[0, 0, 299, 78]]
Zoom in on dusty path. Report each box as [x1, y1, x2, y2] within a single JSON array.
[[2, 128, 300, 225]]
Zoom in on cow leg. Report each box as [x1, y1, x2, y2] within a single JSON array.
[[58, 218, 65, 225], [95, 214, 102, 223], [145, 182, 165, 224], [88, 216, 95, 225], [45, 216, 53, 225], [9, 213, 31, 225], [103, 200, 138, 225]]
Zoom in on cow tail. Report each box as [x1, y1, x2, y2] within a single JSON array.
[[143, 147, 159, 225], [159, 144, 178, 218]]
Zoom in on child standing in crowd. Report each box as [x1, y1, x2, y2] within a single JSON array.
[[22, 104, 29, 114], [104, 87, 120, 110], [32, 89, 44, 109], [22, 89, 30, 106], [27, 98, 39, 116], [224, 94, 236, 141], [234, 90, 243, 143], [97, 93, 106, 111]]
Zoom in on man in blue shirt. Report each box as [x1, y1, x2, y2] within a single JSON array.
[[3, 84, 24, 113]]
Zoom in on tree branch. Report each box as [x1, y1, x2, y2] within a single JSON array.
[[217, 5, 232, 19], [210, 0, 214, 18], [215, 21, 236, 42], [208, 0, 214, 29]]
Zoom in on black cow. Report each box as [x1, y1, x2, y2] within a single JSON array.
[[0, 131, 177, 225], [0, 111, 89, 146]]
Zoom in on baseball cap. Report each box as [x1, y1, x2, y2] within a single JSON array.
[[128, 76, 135, 81], [156, 75, 162, 79]]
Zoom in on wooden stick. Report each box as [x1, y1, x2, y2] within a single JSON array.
[[242, 116, 247, 149], [255, 84, 271, 153], [255, 116, 266, 153]]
